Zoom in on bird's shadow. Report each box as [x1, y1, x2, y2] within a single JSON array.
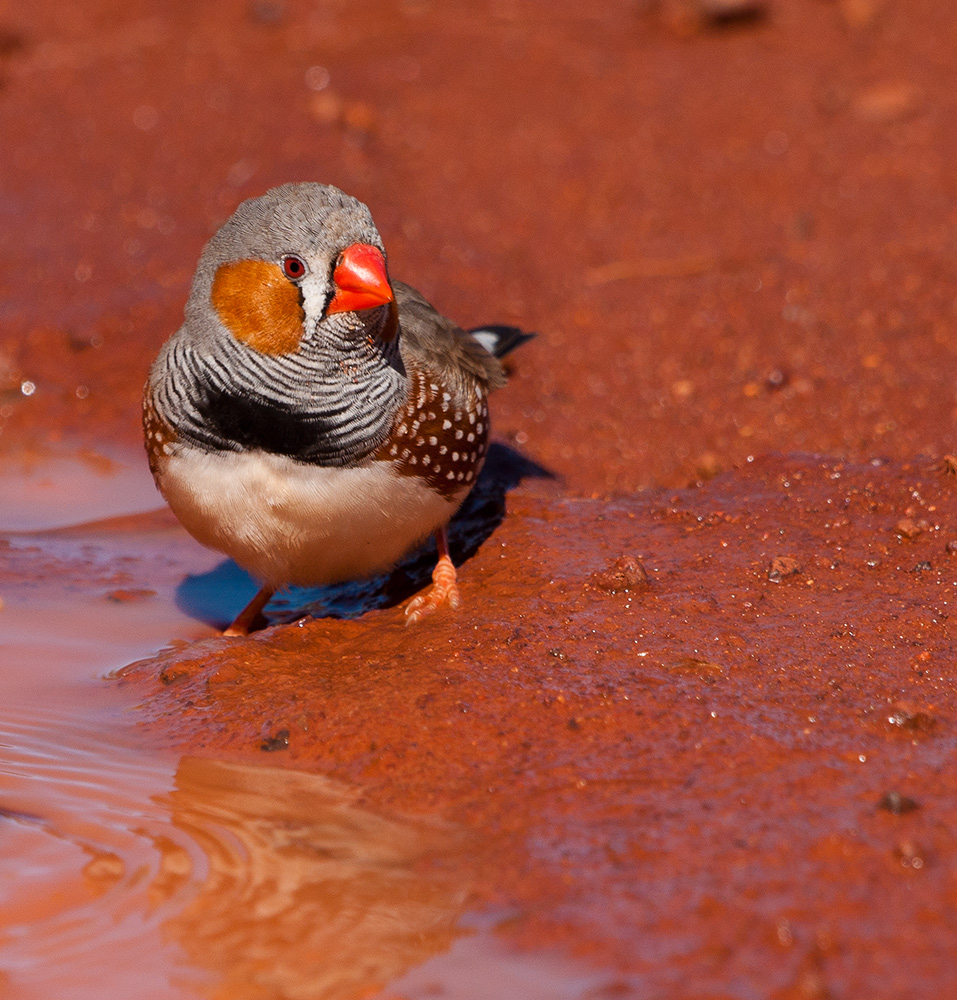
[[174, 443, 553, 630]]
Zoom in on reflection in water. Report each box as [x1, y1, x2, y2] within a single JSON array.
[[163, 757, 468, 1000], [0, 480, 472, 999], [0, 715, 467, 1000], [0, 706, 185, 999]]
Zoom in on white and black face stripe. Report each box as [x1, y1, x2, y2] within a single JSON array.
[[154, 323, 407, 467]]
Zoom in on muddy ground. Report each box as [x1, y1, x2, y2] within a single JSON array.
[[2, 1, 957, 997]]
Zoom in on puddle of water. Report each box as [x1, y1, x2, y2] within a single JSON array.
[[0, 452, 208, 997], [0, 717, 469, 1000], [0, 593, 471, 999], [379, 914, 642, 1000], [0, 446, 163, 532], [162, 758, 468, 1000], [0, 706, 189, 1000], [0, 453, 473, 999], [0, 452, 614, 999]]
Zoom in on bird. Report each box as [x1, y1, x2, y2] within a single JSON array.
[[143, 182, 527, 636]]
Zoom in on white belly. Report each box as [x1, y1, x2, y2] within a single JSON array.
[[156, 446, 461, 587]]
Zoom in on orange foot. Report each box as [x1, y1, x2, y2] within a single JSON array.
[[405, 529, 461, 625], [223, 584, 276, 637]]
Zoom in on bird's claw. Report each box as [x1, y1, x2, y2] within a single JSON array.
[[405, 552, 460, 625]]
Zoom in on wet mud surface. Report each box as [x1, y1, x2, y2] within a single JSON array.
[[3, 1, 957, 997], [121, 455, 957, 997]]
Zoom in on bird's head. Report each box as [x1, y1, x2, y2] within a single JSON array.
[[186, 182, 396, 357]]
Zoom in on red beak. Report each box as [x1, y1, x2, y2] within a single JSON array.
[[327, 243, 394, 314]]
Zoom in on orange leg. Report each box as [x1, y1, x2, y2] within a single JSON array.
[[223, 584, 276, 637], [405, 527, 461, 625]]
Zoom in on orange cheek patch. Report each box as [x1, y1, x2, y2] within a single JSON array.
[[211, 259, 305, 355]]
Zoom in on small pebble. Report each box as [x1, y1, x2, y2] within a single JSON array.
[[877, 790, 920, 816], [662, 0, 766, 36], [768, 556, 801, 582], [887, 707, 937, 735], [592, 555, 651, 594], [260, 729, 290, 752], [894, 518, 921, 540]]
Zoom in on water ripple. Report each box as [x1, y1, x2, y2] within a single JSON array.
[[0, 709, 468, 999]]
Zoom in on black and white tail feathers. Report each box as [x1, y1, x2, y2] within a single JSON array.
[[468, 325, 536, 359]]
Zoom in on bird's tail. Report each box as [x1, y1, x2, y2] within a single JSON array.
[[467, 325, 536, 359]]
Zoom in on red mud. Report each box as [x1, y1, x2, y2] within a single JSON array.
[[120, 456, 957, 996], [3, 1, 957, 997]]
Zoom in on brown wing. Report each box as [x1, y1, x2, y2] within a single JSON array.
[[393, 281, 506, 394]]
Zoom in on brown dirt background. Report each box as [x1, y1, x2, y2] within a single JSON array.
[[3, 1, 957, 996]]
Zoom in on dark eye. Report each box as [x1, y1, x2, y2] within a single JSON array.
[[281, 255, 307, 281]]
